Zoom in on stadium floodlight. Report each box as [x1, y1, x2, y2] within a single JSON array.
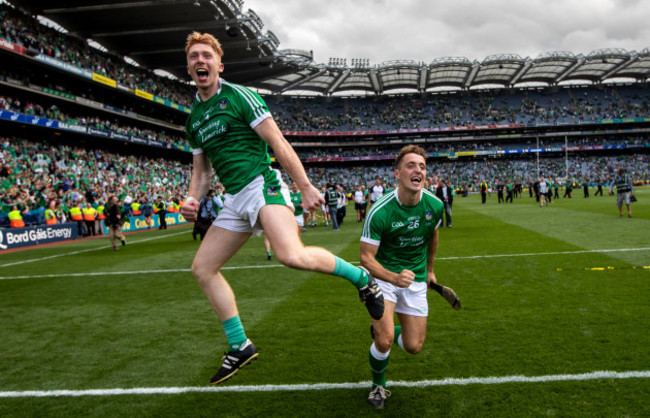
[[194, 0, 200, 6], [350, 58, 370, 69], [328, 57, 347, 68]]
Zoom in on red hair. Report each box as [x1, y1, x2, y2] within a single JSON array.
[[185, 31, 224, 57]]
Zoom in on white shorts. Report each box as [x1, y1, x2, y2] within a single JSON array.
[[213, 171, 293, 237], [376, 279, 429, 317], [295, 213, 304, 227]]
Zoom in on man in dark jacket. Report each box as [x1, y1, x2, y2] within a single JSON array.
[[435, 179, 453, 227], [105, 195, 126, 251]]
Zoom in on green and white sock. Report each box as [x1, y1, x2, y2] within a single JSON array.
[[393, 325, 402, 345], [333, 256, 369, 289], [222, 315, 247, 351], [369, 342, 390, 387], [397, 333, 406, 352]]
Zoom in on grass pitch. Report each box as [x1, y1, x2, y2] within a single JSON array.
[[1, 188, 649, 417]]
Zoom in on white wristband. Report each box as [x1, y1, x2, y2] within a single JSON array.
[[185, 196, 199, 205]]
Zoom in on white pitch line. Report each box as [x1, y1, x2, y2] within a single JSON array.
[[1, 247, 649, 281], [0, 230, 189, 268], [0, 370, 648, 398]]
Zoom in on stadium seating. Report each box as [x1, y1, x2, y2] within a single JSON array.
[[266, 85, 650, 132], [1, 2, 648, 225]]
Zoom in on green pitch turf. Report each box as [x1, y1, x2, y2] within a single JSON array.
[[1, 188, 649, 417]]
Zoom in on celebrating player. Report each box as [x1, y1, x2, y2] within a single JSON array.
[[360, 144, 459, 408], [180, 32, 384, 385]]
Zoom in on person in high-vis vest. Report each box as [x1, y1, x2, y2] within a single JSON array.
[[131, 201, 142, 216], [82, 202, 98, 236], [96, 203, 106, 235], [97, 204, 106, 220], [69, 203, 83, 221], [8, 205, 26, 228], [609, 167, 635, 218], [45, 201, 57, 225], [154, 196, 167, 230], [69, 201, 85, 237]]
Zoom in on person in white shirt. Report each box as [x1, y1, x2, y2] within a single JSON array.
[[369, 177, 384, 208], [336, 184, 347, 226], [539, 177, 549, 207], [354, 185, 366, 222]]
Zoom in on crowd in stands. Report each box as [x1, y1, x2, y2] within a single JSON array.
[[0, 4, 194, 108], [0, 136, 191, 227], [295, 136, 646, 159], [3, 3, 650, 137], [302, 154, 649, 192], [267, 85, 650, 132], [2, 1, 649, 231], [0, 94, 188, 148], [1, 133, 647, 227], [0, 66, 187, 127]]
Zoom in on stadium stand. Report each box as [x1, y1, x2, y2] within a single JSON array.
[[0, 2, 648, 229], [0, 4, 194, 107], [267, 85, 650, 131]]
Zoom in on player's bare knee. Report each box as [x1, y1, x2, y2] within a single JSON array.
[[191, 262, 215, 284], [404, 341, 423, 354], [375, 337, 393, 353], [275, 250, 306, 270]]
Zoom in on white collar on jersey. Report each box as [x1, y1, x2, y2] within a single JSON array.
[[394, 187, 423, 206], [195, 79, 223, 103]]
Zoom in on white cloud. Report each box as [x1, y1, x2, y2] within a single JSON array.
[[243, 0, 650, 65]]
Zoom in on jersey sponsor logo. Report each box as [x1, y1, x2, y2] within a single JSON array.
[[398, 235, 425, 247], [197, 119, 228, 144]]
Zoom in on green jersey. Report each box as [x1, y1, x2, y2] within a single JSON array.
[[185, 79, 272, 194], [290, 191, 303, 216], [361, 189, 444, 282]]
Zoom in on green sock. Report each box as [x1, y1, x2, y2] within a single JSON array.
[[393, 326, 402, 345], [333, 257, 368, 288], [222, 315, 247, 351], [369, 345, 390, 387]]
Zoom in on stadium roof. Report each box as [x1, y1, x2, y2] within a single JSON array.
[[8, 0, 650, 96], [6, 0, 295, 85]]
